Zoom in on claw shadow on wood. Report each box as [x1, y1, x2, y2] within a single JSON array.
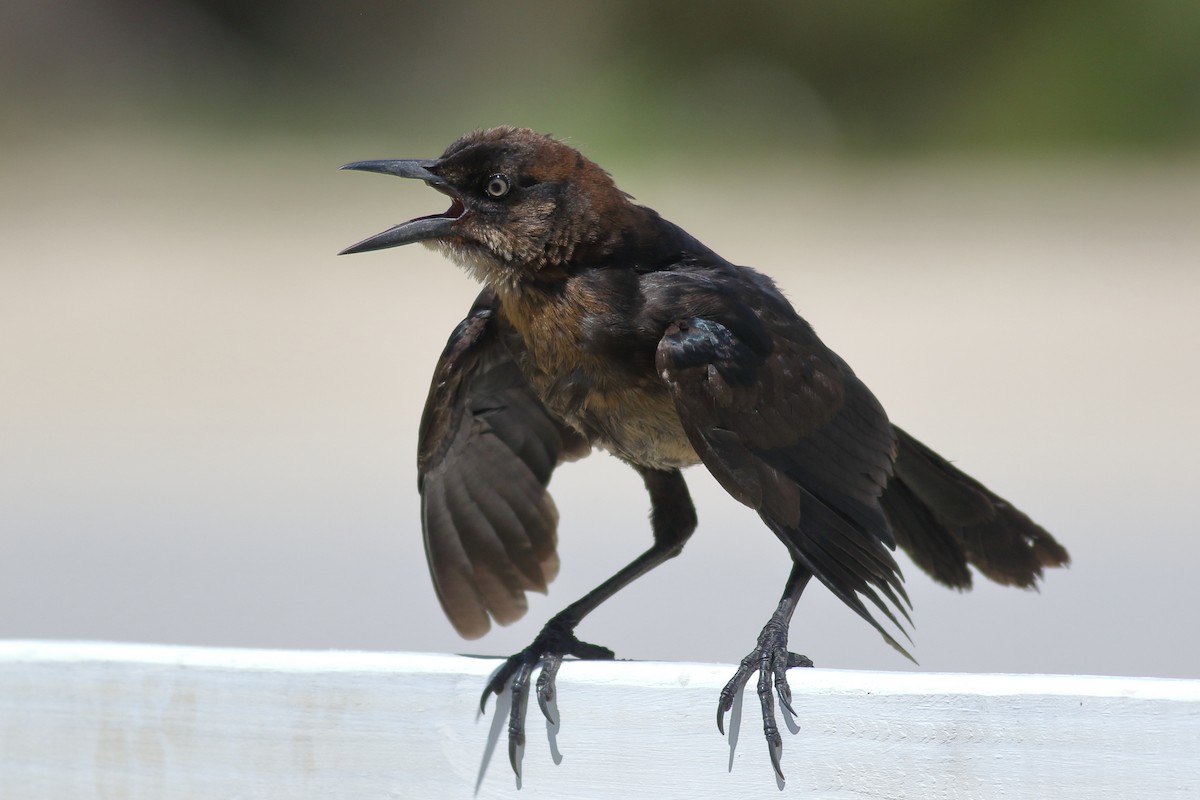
[[475, 684, 514, 795], [781, 700, 800, 735], [726, 686, 744, 772], [543, 694, 564, 764]]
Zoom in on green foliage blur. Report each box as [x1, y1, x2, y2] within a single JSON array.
[[2, 0, 1197, 154]]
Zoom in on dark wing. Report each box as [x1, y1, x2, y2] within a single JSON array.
[[418, 289, 589, 639], [883, 426, 1070, 589], [656, 314, 914, 659]]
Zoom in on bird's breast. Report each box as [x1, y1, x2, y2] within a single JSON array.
[[498, 282, 700, 470]]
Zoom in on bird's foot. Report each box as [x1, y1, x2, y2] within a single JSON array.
[[716, 621, 813, 780], [480, 615, 615, 775]]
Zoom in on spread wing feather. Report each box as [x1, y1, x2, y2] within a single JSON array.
[[418, 289, 588, 639]]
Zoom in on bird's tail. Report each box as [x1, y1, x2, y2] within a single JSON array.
[[881, 426, 1070, 590]]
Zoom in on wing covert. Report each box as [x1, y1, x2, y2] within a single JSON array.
[[656, 315, 914, 658]]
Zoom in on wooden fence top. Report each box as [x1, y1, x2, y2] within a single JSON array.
[[2, 640, 1197, 798]]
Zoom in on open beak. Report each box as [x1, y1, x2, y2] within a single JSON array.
[[338, 159, 464, 255]]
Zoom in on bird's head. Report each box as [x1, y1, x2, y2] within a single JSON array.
[[339, 127, 633, 288]]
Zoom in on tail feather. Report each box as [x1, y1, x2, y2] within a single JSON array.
[[881, 478, 972, 589], [884, 426, 1070, 589]]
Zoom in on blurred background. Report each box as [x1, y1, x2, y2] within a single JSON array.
[[2, 1, 1198, 679]]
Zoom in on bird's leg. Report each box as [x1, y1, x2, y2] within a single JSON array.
[[482, 467, 697, 774], [717, 563, 814, 780]]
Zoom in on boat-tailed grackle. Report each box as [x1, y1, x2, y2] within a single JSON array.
[[338, 127, 1069, 780]]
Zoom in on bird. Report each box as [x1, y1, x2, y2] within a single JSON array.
[[338, 126, 1070, 780]]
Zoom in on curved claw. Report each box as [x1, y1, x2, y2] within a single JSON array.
[[776, 685, 796, 718], [717, 651, 757, 735], [774, 661, 795, 717], [536, 653, 562, 725], [717, 688, 741, 735], [508, 734, 524, 776], [480, 655, 519, 714], [480, 670, 501, 714], [768, 732, 785, 781]]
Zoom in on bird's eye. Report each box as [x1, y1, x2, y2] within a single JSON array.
[[485, 174, 511, 199]]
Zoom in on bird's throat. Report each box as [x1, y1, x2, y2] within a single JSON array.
[[426, 239, 524, 294]]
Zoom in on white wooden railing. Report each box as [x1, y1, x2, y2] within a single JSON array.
[[1, 641, 1196, 799]]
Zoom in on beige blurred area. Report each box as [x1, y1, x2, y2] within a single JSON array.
[[2, 131, 1197, 679], [4, 0, 1200, 682]]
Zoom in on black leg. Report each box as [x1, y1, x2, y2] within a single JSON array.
[[482, 466, 697, 774], [717, 562, 814, 781]]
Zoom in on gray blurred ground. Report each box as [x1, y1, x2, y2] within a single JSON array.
[[2, 133, 1196, 678]]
